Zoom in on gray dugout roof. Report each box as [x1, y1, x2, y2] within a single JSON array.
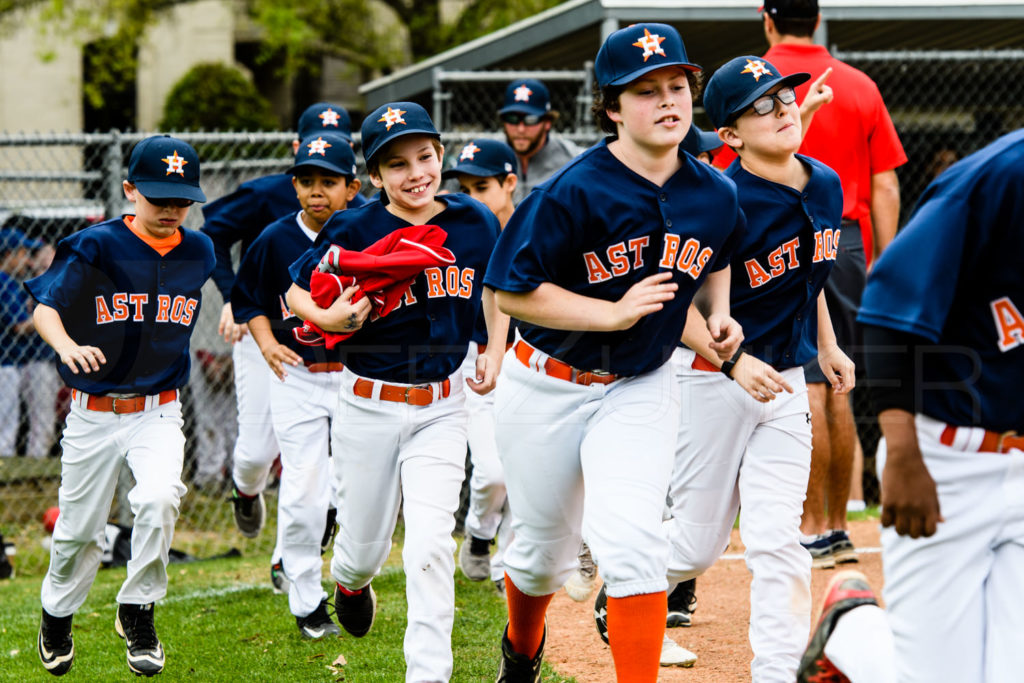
[[360, 0, 1024, 109]]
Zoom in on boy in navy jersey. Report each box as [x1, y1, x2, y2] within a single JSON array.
[[231, 133, 360, 639], [28, 135, 215, 677], [287, 103, 509, 682]]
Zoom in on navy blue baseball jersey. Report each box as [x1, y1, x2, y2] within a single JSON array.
[[231, 212, 343, 365], [859, 129, 1024, 432], [289, 193, 500, 383], [25, 217, 215, 395], [484, 140, 745, 376], [724, 154, 842, 368], [202, 173, 367, 302]]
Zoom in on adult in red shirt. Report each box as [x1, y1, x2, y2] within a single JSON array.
[[715, 0, 906, 566]]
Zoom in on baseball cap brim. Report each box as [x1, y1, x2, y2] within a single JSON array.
[[134, 179, 206, 203], [724, 72, 811, 123], [288, 158, 355, 177], [363, 128, 440, 167], [606, 60, 701, 88], [442, 162, 502, 180], [498, 103, 548, 118]]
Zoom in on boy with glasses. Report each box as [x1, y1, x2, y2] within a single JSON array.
[[498, 78, 583, 203]]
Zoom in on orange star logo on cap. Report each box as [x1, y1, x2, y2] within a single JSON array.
[[319, 108, 341, 127], [632, 28, 667, 62], [307, 137, 332, 156], [378, 107, 407, 131], [459, 143, 481, 161], [162, 151, 187, 176], [741, 59, 772, 81], [513, 84, 533, 102]]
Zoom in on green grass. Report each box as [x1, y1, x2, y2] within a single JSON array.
[[1, 538, 574, 682]]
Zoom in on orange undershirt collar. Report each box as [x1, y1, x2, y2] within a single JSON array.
[[124, 215, 183, 256]]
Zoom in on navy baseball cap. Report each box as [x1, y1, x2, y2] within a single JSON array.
[[762, 0, 819, 19], [289, 133, 358, 178], [297, 102, 353, 141], [0, 228, 43, 253], [442, 140, 518, 179], [704, 56, 810, 128], [498, 79, 552, 118], [594, 23, 700, 88], [681, 124, 723, 156], [127, 135, 206, 203], [360, 102, 440, 168]]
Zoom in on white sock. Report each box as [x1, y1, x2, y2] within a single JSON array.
[[823, 604, 896, 683]]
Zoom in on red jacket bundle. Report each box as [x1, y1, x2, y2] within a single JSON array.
[[294, 224, 455, 349]]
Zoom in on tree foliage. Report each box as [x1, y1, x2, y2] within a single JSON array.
[[159, 62, 278, 131]]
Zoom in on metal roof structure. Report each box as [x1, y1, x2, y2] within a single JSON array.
[[360, 0, 1024, 108]]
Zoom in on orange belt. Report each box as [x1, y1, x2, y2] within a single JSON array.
[[353, 378, 451, 406], [513, 340, 618, 386], [304, 361, 345, 373], [72, 388, 178, 414], [940, 425, 1024, 454], [691, 354, 719, 373]]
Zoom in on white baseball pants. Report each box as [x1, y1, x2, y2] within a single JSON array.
[[495, 348, 678, 599], [269, 363, 342, 618], [666, 347, 812, 683], [329, 368, 467, 683], [879, 415, 1024, 683], [40, 397, 186, 616], [231, 334, 280, 495]]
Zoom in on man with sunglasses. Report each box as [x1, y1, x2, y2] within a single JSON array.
[[716, 0, 907, 570], [498, 78, 583, 203]]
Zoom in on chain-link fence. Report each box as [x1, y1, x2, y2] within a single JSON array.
[[3, 48, 1024, 575]]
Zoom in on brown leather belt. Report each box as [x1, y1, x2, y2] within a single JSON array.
[[352, 378, 451, 406], [304, 361, 345, 373], [940, 425, 1024, 453], [513, 340, 618, 386], [72, 388, 178, 414]]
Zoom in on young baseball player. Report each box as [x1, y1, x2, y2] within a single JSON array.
[[230, 133, 360, 639], [202, 103, 361, 587], [442, 139, 517, 594], [286, 102, 509, 682], [28, 135, 214, 677], [485, 23, 745, 682], [856, 128, 1024, 682], [661, 56, 853, 682]]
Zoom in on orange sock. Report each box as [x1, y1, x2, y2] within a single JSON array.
[[606, 590, 667, 683], [504, 573, 554, 658]]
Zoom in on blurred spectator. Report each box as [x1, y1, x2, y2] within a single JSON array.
[[0, 228, 42, 457], [18, 242, 61, 458]]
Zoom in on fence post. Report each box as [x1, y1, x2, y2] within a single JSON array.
[[102, 130, 123, 220], [432, 67, 447, 131]]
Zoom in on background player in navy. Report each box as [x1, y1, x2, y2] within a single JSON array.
[[660, 56, 852, 682], [858, 129, 1024, 683], [28, 135, 214, 677], [443, 139, 518, 594], [202, 102, 363, 569], [230, 133, 360, 639], [485, 24, 744, 682], [286, 103, 508, 682]]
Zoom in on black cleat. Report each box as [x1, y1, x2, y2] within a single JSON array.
[[296, 598, 341, 640], [38, 609, 74, 676], [666, 578, 697, 627], [230, 486, 265, 538], [115, 603, 164, 677], [333, 582, 376, 637], [496, 623, 544, 682]]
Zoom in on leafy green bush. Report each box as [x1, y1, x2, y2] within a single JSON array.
[[159, 62, 279, 132]]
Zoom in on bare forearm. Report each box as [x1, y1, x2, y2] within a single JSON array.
[[245, 316, 277, 354], [33, 304, 76, 354], [495, 284, 620, 332], [816, 292, 838, 349], [870, 170, 901, 260], [482, 288, 510, 352], [680, 303, 720, 367], [693, 267, 731, 319]]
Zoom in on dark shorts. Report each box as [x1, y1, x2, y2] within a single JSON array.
[[804, 219, 866, 384]]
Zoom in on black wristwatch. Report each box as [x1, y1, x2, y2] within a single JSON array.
[[720, 349, 745, 380]]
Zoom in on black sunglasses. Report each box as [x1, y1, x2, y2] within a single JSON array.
[[500, 112, 543, 126], [748, 87, 797, 116], [146, 196, 194, 208]]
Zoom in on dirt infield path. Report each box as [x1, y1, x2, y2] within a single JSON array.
[[544, 519, 883, 682]]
